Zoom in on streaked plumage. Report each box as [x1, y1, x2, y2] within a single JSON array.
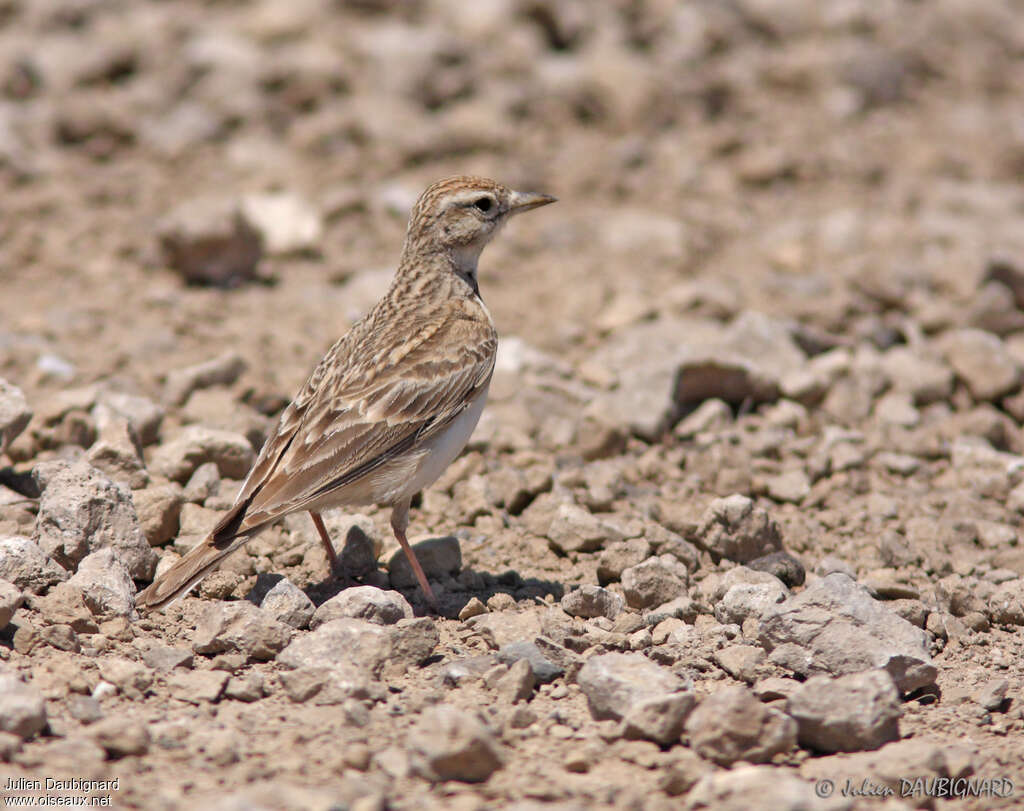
[[137, 176, 556, 612]]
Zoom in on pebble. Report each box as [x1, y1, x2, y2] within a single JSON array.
[[407, 707, 504, 783], [0, 536, 59, 595], [972, 678, 1009, 712], [494, 659, 535, 703], [560, 584, 624, 619], [0, 671, 47, 739], [696, 494, 784, 564], [192, 601, 293, 662], [684, 685, 796, 766], [387, 535, 461, 589], [149, 425, 254, 483], [89, 716, 151, 758], [131, 483, 184, 546], [0, 579, 24, 630], [786, 670, 902, 753], [746, 551, 806, 588], [33, 461, 156, 579], [496, 641, 564, 684], [258, 577, 316, 629], [0, 378, 32, 454], [621, 555, 689, 609], [938, 328, 1020, 402], [240, 192, 322, 256], [576, 652, 694, 744], [157, 197, 263, 287], [684, 766, 829, 811], [759, 573, 937, 693]]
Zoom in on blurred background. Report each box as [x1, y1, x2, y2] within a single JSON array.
[[1, 0, 1023, 441]]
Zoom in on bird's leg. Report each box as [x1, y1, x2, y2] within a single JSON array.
[[309, 511, 339, 572], [390, 501, 438, 611]]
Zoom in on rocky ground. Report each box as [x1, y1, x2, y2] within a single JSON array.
[[2, 0, 1024, 809]]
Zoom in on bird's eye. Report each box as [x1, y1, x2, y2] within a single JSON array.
[[473, 197, 493, 212]]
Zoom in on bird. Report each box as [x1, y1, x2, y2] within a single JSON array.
[[136, 176, 556, 613]]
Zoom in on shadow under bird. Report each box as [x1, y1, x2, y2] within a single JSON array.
[[136, 175, 556, 612]]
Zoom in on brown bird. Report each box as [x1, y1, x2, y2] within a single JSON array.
[[136, 176, 556, 612]]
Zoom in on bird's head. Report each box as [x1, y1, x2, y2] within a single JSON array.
[[402, 176, 556, 279]]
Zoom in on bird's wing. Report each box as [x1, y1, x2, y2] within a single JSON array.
[[210, 304, 495, 543]]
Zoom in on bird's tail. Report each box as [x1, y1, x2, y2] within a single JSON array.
[[135, 534, 245, 611], [136, 494, 260, 611]]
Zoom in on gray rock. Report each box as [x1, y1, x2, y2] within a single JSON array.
[[496, 641, 565, 684], [685, 685, 797, 766], [709, 566, 789, 602], [879, 347, 954, 405], [98, 658, 153, 699], [747, 551, 805, 588], [938, 328, 1020, 402], [713, 645, 766, 684], [0, 378, 31, 454], [440, 655, 498, 687], [240, 192, 322, 256], [85, 415, 148, 489], [621, 693, 696, 745], [387, 536, 460, 589], [715, 581, 788, 624], [973, 678, 1009, 712], [577, 652, 693, 743], [61, 548, 135, 619], [132, 484, 184, 546], [988, 580, 1024, 625], [758, 573, 937, 693], [762, 469, 810, 504], [546, 503, 625, 554], [621, 555, 688, 609], [674, 398, 732, 439], [164, 351, 248, 407], [306, 513, 381, 578], [141, 646, 193, 673], [786, 670, 902, 753], [684, 766, 837, 811], [192, 602, 293, 662], [311, 586, 412, 628], [816, 555, 857, 579], [0, 579, 24, 630], [67, 695, 103, 724], [673, 311, 806, 408], [89, 716, 150, 758], [278, 617, 437, 680], [494, 658, 535, 703], [696, 494, 783, 563], [33, 461, 156, 579], [157, 196, 263, 287], [96, 391, 164, 446], [584, 318, 723, 439], [166, 670, 229, 704], [259, 578, 315, 629], [643, 595, 700, 626], [182, 461, 220, 503], [149, 425, 254, 482], [560, 585, 624, 619], [408, 706, 503, 783], [0, 672, 47, 739], [225, 672, 264, 703], [597, 538, 651, 585]]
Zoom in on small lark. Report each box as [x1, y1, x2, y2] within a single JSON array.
[[137, 176, 556, 612]]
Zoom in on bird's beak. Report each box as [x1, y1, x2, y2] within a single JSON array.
[[508, 190, 558, 214]]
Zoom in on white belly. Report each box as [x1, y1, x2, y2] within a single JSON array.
[[403, 389, 488, 497], [306, 386, 490, 513]]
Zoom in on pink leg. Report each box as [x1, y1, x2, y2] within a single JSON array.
[[309, 511, 338, 571], [391, 502, 438, 611]]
